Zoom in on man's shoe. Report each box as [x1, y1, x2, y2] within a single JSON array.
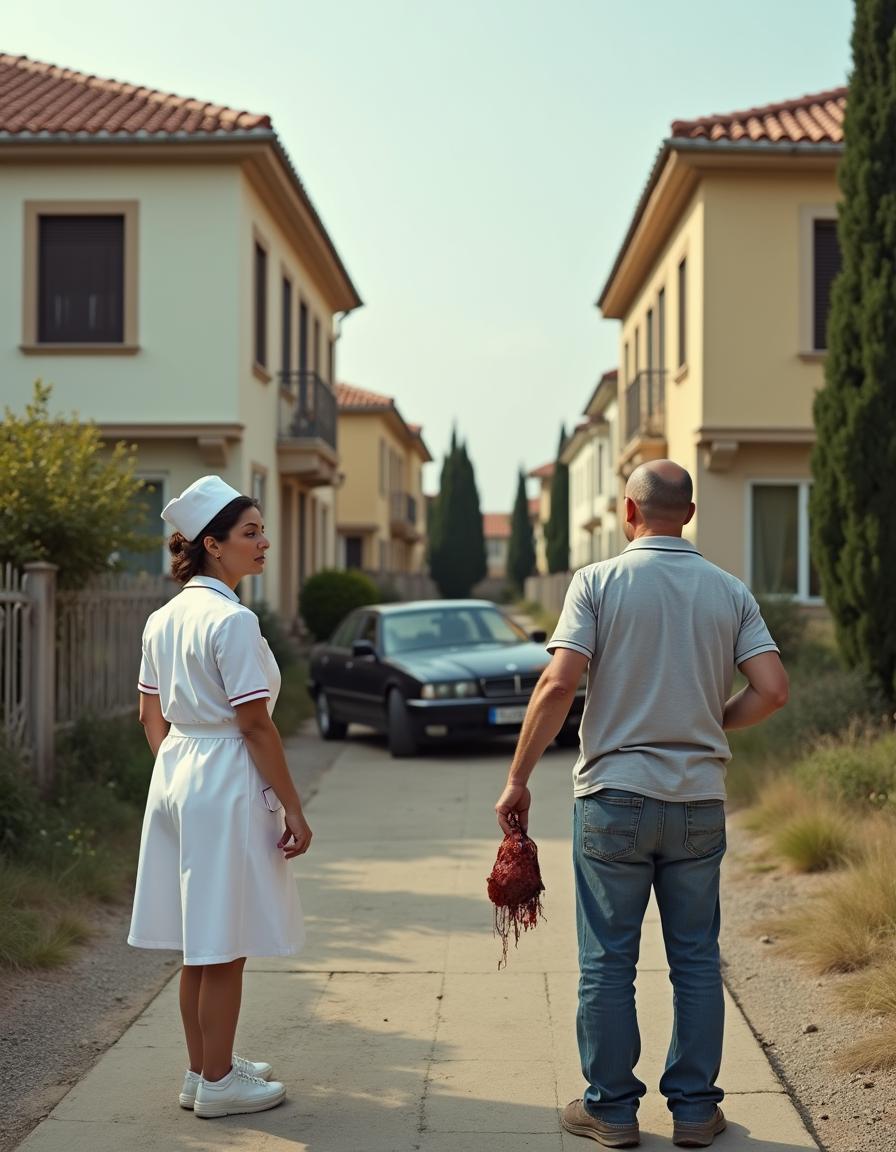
[[673, 1107, 727, 1147], [561, 1099, 640, 1147], [193, 1068, 286, 1118], [178, 1056, 273, 1109]]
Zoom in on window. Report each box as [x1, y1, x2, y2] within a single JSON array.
[[345, 535, 363, 569], [379, 438, 386, 496], [813, 220, 841, 351], [328, 337, 335, 384], [750, 482, 820, 601], [657, 287, 666, 370], [624, 342, 630, 385], [254, 242, 267, 368], [597, 443, 605, 496], [634, 326, 640, 376], [36, 215, 124, 343], [677, 258, 687, 367], [281, 277, 292, 374], [313, 316, 321, 375], [646, 307, 654, 373], [299, 300, 309, 375], [331, 609, 364, 648], [119, 479, 164, 574]]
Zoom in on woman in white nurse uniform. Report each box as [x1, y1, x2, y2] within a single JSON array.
[[129, 475, 311, 1119]]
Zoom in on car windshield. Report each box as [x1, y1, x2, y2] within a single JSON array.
[[381, 606, 529, 656]]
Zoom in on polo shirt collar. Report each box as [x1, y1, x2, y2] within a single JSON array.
[[623, 536, 702, 556], [185, 575, 240, 602]]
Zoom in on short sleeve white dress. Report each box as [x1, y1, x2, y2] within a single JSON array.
[[128, 575, 305, 965]]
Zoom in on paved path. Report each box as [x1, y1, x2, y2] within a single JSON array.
[[16, 737, 819, 1151]]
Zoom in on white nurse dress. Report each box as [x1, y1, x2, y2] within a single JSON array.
[[128, 574, 305, 965]]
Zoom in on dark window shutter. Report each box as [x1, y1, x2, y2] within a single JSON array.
[[677, 257, 687, 367], [281, 278, 292, 373], [38, 215, 124, 343], [813, 220, 841, 351], [254, 243, 267, 366]]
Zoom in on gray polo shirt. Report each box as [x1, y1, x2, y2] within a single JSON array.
[[548, 537, 779, 802]]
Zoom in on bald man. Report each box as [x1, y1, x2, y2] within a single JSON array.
[[496, 460, 787, 1148]]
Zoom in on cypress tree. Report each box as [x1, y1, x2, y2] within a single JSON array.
[[428, 430, 486, 597], [507, 469, 536, 593], [545, 425, 570, 573], [810, 0, 896, 705]]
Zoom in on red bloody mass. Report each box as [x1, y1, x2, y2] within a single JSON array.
[[486, 819, 545, 969]]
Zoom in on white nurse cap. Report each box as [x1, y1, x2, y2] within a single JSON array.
[[161, 475, 243, 541]]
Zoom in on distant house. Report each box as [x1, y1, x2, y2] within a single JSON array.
[[483, 512, 511, 579], [561, 369, 619, 568], [334, 384, 431, 576], [526, 461, 554, 574], [599, 86, 845, 601], [0, 53, 361, 621]]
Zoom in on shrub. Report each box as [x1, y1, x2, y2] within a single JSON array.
[[792, 729, 896, 807], [756, 596, 807, 662], [56, 713, 154, 811], [252, 602, 297, 668], [0, 736, 39, 854], [299, 568, 379, 640]]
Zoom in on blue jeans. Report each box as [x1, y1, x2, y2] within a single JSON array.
[[573, 789, 726, 1125]]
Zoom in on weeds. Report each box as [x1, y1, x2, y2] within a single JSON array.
[[839, 1026, 896, 1073]]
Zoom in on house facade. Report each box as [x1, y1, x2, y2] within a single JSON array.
[[599, 87, 844, 601], [334, 384, 431, 577], [562, 369, 619, 568], [482, 513, 511, 580], [0, 53, 361, 621], [527, 460, 554, 574]]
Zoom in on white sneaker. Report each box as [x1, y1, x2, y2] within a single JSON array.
[[179, 1057, 274, 1110], [194, 1067, 286, 1118]]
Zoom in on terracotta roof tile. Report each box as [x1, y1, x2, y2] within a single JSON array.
[[483, 513, 511, 539], [335, 382, 394, 411], [671, 86, 846, 145], [0, 54, 270, 136], [527, 461, 555, 480]]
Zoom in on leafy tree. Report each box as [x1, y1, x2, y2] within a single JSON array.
[[507, 469, 535, 593], [0, 382, 148, 588], [428, 428, 486, 597], [810, 0, 896, 704], [545, 425, 570, 573]]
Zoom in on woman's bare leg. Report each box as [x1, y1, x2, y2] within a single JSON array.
[[179, 964, 204, 1073], [199, 957, 246, 1082]]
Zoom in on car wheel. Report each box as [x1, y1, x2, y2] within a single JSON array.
[[316, 690, 347, 741], [387, 689, 418, 758], [554, 724, 579, 749]]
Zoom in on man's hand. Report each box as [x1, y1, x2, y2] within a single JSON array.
[[495, 782, 531, 835]]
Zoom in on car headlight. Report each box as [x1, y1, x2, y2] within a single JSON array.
[[421, 680, 479, 699]]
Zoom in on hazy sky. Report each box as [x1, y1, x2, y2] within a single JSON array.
[[5, 0, 854, 509]]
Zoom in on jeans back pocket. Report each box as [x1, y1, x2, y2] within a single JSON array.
[[684, 799, 726, 858], [582, 792, 643, 861]]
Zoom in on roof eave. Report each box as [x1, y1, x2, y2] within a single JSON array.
[[596, 137, 844, 319], [0, 129, 363, 314]]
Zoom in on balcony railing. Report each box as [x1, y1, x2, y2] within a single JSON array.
[[277, 371, 337, 450], [389, 490, 418, 528], [625, 369, 667, 443]]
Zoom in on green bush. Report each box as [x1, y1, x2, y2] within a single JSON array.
[[792, 730, 896, 807], [0, 736, 40, 853], [299, 568, 379, 640], [774, 810, 858, 872], [56, 714, 154, 811], [252, 602, 297, 668], [756, 596, 807, 662]]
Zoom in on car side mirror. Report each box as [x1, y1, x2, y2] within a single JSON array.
[[352, 639, 378, 660], [529, 629, 547, 643]]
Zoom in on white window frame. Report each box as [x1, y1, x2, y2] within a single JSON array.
[[745, 479, 822, 604]]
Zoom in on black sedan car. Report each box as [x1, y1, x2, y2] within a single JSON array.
[[308, 599, 585, 757]]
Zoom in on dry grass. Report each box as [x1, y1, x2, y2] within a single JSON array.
[[839, 1024, 896, 1072], [773, 844, 896, 973], [772, 809, 859, 872], [0, 859, 93, 969], [839, 952, 896, 1015]]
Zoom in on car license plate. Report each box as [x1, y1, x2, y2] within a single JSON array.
[[488, 705, 528, 725]]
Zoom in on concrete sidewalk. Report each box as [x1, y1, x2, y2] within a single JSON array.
[[16, 739, 819, 1151]]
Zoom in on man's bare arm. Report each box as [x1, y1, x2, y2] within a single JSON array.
[[495, 647, 589, 834], [723, 651, 789, 730]]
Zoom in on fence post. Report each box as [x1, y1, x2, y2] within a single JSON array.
[[23, 562, 57, 791]]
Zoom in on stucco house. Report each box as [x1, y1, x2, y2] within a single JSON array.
[[0, 53, 361, 621], [483, 512, 511, 579], [334, 384, 431, 577], [527, 460, 554, 574], [599, 86, 844, 602], [561, 369, 619, 568]]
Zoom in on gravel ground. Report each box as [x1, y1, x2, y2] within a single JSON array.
[[0, 721, 341, 1152], [720, 812, 896, 1152]]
